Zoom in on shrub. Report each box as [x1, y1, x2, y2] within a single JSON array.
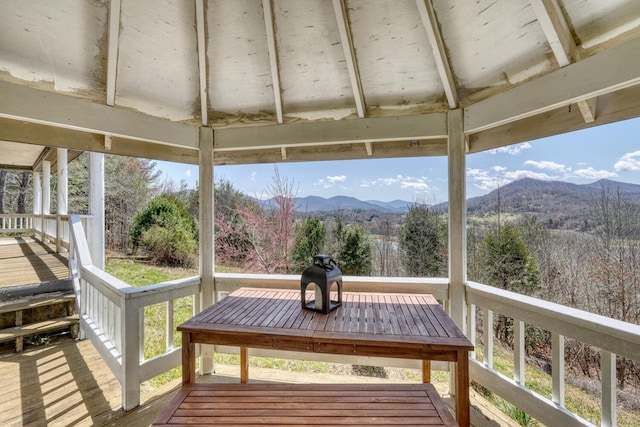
[[130, 196, 198, 267]]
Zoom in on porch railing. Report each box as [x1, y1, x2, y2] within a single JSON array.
[[467, 281, 640, 427], [0, 213, 84, 254], [68, 215, 200, 410], [67, 215, 640, 425]]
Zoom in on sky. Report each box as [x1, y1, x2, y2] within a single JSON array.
[[155, 117, 640, 203]]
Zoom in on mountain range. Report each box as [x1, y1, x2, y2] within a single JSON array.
[[258, 178, 640, 221]]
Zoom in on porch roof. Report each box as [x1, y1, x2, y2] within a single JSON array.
[[1, 0, 640, 170]]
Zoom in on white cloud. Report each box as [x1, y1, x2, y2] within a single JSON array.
[[614, 150, 640, 171], [572, 167, 617, 180], [488, 142, 532, 155], [360, 175, 430, 192], [467, 167, 555, 191], [185, 169, 191, 178], [524, 160, 568, 172], [504, 170, 554, 181], [250, 172, 257, 182], [326, 175, 347, 183]]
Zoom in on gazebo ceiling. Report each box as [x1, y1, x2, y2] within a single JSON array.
[[1, 0, 640, 170]]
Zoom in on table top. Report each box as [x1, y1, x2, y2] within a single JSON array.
[[179, 288, 473, 354]]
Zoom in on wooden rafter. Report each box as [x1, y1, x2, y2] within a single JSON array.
[[263, 0, 284, 124], [416, 0, 458, 109], [106, 0, 121, 107], [333, 0, 366, 119], [530, 0, 596, 123], [195, 0, 208, 126], [465, 37, 640, 133]]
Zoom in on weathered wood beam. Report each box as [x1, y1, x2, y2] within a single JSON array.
[[106, 0, 121, 107], [468, 83, 640, 153], [0, 118, 198, 164], [530, 0, 596, 123], [333, 0, 366, 119], [416, 0, 458, 109], [214, 114, 447, 151], [0, 81, 199, 148], [263, 0, 284, 124], [464, 37, 640, 133], [195, 0, 209, 125]]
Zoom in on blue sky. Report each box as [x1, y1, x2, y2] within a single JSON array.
[[155, 117, 640, 203]]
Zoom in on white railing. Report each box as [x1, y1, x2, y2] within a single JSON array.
[[0, 213, 83, 254], [68, 215, 200, 410], [466, 281, 640, 427], [0, 214, 33, 233]]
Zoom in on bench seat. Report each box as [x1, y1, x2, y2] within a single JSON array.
[[153, 383, 458, 426]]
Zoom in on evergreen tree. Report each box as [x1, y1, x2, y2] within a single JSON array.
[[398, 204, 447, 277], [336, 224, 372, 275], [291, 218, 327, 272]]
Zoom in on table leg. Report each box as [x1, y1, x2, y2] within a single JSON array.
[[422, 360, 431, 383], [240, 346, 248, 383], [182, 332, 195, 384], [455, 350, 470, 427]]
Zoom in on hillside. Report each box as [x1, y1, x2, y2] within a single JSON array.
[[458, 178, 640, 229]]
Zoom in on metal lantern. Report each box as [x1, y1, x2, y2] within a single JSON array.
[[300, 254, 342, 314]]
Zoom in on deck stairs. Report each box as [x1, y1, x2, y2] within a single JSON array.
[[0, 282, 78, 352]]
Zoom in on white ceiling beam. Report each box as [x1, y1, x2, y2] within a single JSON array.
[[195, 0, 208, 125], [214, 113, 447, 151], [333, 0, 366, 118], [464, 37, 640, 133], [530, 0, 596, 123], [0, 81, 199, 148], [263, 0, 284, 124], [416, 0, 458, 109], [106, 0, 121, 107]]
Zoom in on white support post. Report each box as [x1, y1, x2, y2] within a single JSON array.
[[33, 172, 41, 238], [447, 109, 466, 396], [601, 351, 617, 427], [88, 152, 105, 269], [121, 296, 141, 410], [552, 332, 565, 406], [514, 320, 525, 385], [56, 148, 68, 253], [199, 127, 215, 375], [42, 161, 51, 241]]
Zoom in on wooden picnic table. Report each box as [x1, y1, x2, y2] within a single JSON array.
[[178, 287, 473, 426]]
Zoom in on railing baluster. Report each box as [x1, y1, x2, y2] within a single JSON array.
[[467, 303, 476, 359], [552, 332, 565, 406], [514, 319, 525, 385], [601, 350, 617, 427], [166, 300, 174, 351], [483, 308, 493, 368]]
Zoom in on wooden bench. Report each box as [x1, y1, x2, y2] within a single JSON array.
[[153, 383, 458, 426]]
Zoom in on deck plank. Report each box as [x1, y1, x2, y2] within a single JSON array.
[[0, 238, 68, 288]]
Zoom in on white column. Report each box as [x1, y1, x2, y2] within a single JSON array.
[[199, 126, 215, 375], [448, 109, 467, 399], [42, 161, 51, 241], [33, 172, 41, 237], [56, 148, 68, 252], [88, 152, 105, 269], [42, 161, 51, 215], [447, 108, 467, 330]]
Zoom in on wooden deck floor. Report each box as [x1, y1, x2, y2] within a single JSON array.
[[0, 237, 69, 289], [0, 335, 517, 427]]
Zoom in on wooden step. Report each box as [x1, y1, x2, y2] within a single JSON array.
[[0, 315, 79, 352], [0, 292, 75, 314]]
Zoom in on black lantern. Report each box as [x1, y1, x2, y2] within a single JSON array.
[[300, 254, 342, 314]]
